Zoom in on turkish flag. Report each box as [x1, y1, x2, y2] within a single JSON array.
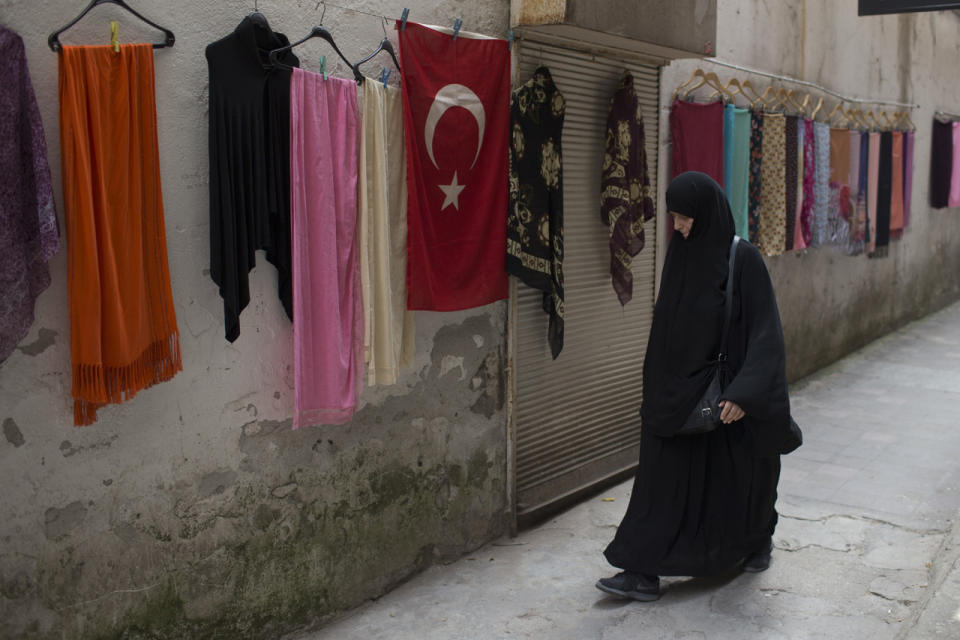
[[398, 22, 510, 310]]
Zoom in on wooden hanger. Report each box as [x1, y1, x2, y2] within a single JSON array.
[[682, 71, 731, 101], [826, 101, 845, 126], [673, 68, 704, 100], [811, 97, 825, 121], [709, 78, 746, 106], [741, 80, 762, 105]]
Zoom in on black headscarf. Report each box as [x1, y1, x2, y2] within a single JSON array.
[[641, 172, 736, 435]]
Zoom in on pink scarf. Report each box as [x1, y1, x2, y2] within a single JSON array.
[[290, 69, 363, 427]]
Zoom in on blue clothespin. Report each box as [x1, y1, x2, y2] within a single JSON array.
[[452, 18, 463, 41], [508, 29, 514, 51], [320, 55, 327, 81], [400, 8, 409, 30], [381, 67, 392, 87]]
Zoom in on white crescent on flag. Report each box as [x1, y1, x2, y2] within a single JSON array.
[[424, 84, 486, 170]]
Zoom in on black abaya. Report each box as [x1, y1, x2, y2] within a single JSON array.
[[604, 172, 796, 577]]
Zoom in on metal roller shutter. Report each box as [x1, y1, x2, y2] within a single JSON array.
[[511, 38, 661, 523]]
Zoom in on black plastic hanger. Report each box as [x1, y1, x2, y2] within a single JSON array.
[[48, 0, 175, 52], [247, 0, 269, 29], [269, 25, 363, 83], [354, 18, 401, 78]]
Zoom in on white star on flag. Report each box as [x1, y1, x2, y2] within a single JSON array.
[[438, 172, 466, 211]]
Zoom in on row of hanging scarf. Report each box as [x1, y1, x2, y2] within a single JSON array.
[[671, 99, 916, 257], [209, 16, 516, 426], [507, 67, 655, 360], [929, 117, 960, 208]]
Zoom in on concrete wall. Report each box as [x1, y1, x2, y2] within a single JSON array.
[[659, 1, 960, 381], [0, 1, 510, 638]]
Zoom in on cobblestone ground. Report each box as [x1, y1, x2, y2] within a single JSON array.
[[288, 302, 960, 640]]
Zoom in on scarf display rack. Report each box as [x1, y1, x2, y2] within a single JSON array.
[[672, 66, 917, 132]]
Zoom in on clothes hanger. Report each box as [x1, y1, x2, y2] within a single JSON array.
[[741, 80, 762, 105], [826, 101, 845, 126], [811, 97, 824, 121], [269, 6, 363, 83], [354, 17, 401, 78], [48, 0, 175, 52], [673, 68, 704, 100], [681, 71, 731, 102], [709, 78, 746, 106], [754, 86, 778, 111], [247, 0, 270, 29]]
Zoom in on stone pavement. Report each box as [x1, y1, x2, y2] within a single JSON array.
[[288, 302, 960, 640]]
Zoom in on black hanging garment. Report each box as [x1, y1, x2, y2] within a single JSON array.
[[604, 172, 797, 577], [874, 131, 893, 254], [507, 66, 566, 358], [930, 119, 953, 209], [206, 16, 299, 342]]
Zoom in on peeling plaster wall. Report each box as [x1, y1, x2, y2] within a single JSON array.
[[0, 1, 510, 638], [661, 2, 960, 381]]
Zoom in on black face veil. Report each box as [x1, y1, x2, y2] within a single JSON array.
[[641, 172, 736, 435]]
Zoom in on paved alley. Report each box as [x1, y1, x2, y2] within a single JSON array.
[[288, 302, 960, 640]]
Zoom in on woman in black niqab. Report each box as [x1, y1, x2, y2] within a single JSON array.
[[597, 172, 800, 601]]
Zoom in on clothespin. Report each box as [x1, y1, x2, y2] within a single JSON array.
[[452, 18, 463, 40], [400, 8, 410, 30], [109, 21, 120, 53], [320, 55, 327, 81], [508, 30, 514, 51], [381, 67, 392, 87]]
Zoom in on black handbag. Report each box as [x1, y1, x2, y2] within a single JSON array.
[[675, 235, 740, 436]]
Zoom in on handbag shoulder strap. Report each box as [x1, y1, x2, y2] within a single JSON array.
[[718, 235, 741, 362]]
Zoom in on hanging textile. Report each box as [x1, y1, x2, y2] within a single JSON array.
[[723, 105, 734, 197], [359, 79, 415, 386], [810, 122, 830, 246], [828, 127, 851, 246], [844, 130, 865, 255], [206, 16, 299, 342], [58, 44, 182, 425], [930, 119, 953, 208], [399, 22, 510, 310], [903, 131, 915, 228], [875, 131, 893, 253], [890, 132, 905, 238], [792, 118, 807, 251], [729, 107, 751, 239], [1, 26, 59, 364], [800, 119, 815, 246], [867, 132, 880, 254], [756, 113, 786, 256], [783, 115, 799, 250], [950, 122, 960, 208], [290, 70, 362, 427], [508, 66, 566, 357], [601, 71, 655, 307], [669, 99, 724, 184], [857, 132, 870, 249], [747, 111, 764, 243]]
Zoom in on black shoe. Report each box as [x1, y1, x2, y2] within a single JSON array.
[[743, 538, 774, 573], [595, 571, 660, 601]]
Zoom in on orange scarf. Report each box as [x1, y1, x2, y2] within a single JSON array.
[[58, 44, 181, 425]]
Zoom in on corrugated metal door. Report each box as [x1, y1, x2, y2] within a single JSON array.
[[512, 39, 661, 522]]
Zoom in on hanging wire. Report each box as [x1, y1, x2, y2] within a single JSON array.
[[706, 58, 919, 109], [935, 110, 960, 121]]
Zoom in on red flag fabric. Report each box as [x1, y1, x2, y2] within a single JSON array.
[[398, 22, 510, 310]]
